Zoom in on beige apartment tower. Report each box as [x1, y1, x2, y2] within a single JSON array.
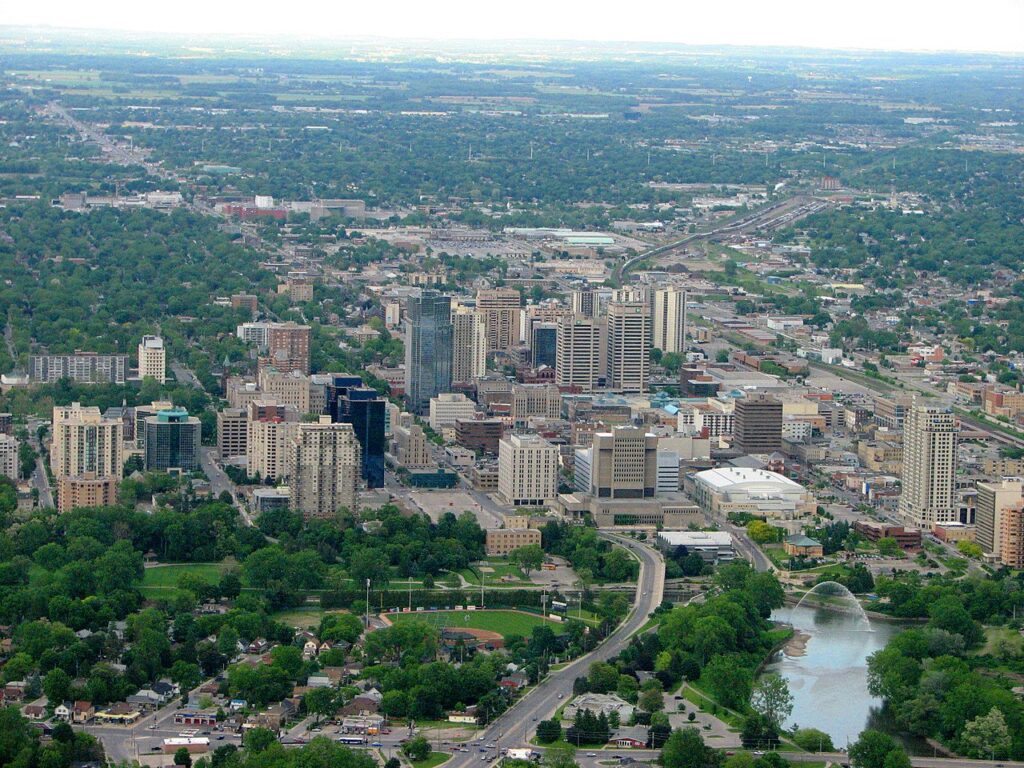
[[246, 400, 299, 481], [217, 408, 248, 460], [498, 434, 559, 507], [556, 315, 603, 392], [476, 288, 522, 353], [606, 300, 651, 393], [138, 335, 167, 383], [451, 306, 487, 384], [898, 404, 958, 529], [287, 417, 361, 520], [51, 403, 123, 480], [975, 478, 1024, 558], [263, 322, 311, 374], [58, 474, 119, 513], [652, 288, 688, 355]]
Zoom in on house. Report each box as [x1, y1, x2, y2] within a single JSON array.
[[337, 695, 380, 717], [152, 680, 179, 699], [73, 701, 96, 723], [447, 706, 478, 724], [783, 534, 824, 557], [498, 673, 529, 691], [4, 681, 27, 703], [320, 667, 344, 686], [247, 638, 270, 654], [22, 702, 48, 720], [54, 702, 72, 721], [306, 675, 332, 689], [229, 699, 247, 712], [610, 726, 649, 749], [301, 639, 320, 660], [127, 689, 164, 710], [95, 703, 141, 724]]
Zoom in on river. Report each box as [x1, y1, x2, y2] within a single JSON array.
[[765, 603, 905, 747]]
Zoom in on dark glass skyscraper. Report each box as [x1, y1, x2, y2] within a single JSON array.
[[326, 375, 386, 489], [531, 322, 558, 369], [405, 290, 453, 416]]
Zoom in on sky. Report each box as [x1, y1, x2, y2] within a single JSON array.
[[6, 0, 1024, 54]]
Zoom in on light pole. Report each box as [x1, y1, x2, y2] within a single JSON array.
[[365, 578, 371, 627]]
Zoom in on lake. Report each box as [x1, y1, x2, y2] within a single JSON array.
[[765, 603, 906, 748]]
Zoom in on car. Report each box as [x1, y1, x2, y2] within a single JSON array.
[[557, 693, 563, 699], [531, 717, 537, 721], [587, 754, 596, 758], [148, 724, 157, 730], [151, 746, 161, 751], [754, 752, 765, 757], [217, 736, 225, 741], [481, 758, 488, 762], [372, 742, 383, 747]]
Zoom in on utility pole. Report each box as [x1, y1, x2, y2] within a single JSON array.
[[365, 578, 370, 627]]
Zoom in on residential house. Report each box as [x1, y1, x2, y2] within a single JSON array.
[[22, 702, 47, 720], [54, 702, 72, 721], [73, 701, 96, 723], [610, 726, 649, 749]]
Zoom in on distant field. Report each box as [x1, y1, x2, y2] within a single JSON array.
[[142, 562, 233, 589], [411, 752, 451, 768], [387, 609, 565, 638]]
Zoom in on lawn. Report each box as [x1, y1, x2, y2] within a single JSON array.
[[973, 625, 1024, 657], [387, 609, 565, 639], [460, 559, 534, 586], [141, 561, 234, 589], [411, 752, 451, 768]]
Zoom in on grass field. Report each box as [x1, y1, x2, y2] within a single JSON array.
[[411, 752, 451, 768], [387, 609, 565, 639], [460, 559, 533, 586], [271, 608, 356, 630], [974, 625, 1024, 657], [142, 561, 234, 589]]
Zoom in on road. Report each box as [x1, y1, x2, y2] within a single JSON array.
[[613, 195, 825, 284], [566, 751, 1024, 768], [445, 534, 665, 768]]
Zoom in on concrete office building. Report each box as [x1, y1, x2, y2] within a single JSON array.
[[58, 474, 119, 513], [264, 322, 311, 374], [511, 383, 562, 423], [571, 289, 598, 318], [579, 427, 659, 499], [144, 409, 201, 472], [975, 478, 1024, 559], [485, 527, 542, 556], [476, 288, 521, 353], [556, 315, 603, 392], [451, 306, 487, 384], [30, 353, 128, 384], [657, 451, 680, 494], [392, 423, 432, 469], [405, 290, 453, 416], [287, 418, 361, 520], [455, 419, 504, 454], [138, 335, 166, 383], [51, 403, 123, 481], [733, 394, 783, 454], [498, 434, 559, 507], [898, 404, 958, 529], [247, 400, 299, 481], [258, 367, 311, 414], [429, 392, 477, 432], [652, 287, 688, 354], [656, 531, 734, 564], [236, 322, 271, 348], [606, 300, 651, 393], [217, 408, 248, 460], [0, 434, 18, 481]]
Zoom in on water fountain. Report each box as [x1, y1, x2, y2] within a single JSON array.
[[792, 580, 871, 625]]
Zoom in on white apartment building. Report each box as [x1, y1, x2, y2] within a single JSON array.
[[898, 404, 958, 529], [429, 392, 477, 432], [138, 335, 166, 383], [498, 434, 559, 507]]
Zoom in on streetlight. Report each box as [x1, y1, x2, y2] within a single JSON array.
[[365, 579, 371, 627]]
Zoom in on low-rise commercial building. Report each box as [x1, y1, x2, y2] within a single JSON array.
[[691, 467, 814, 521], [656, 531, 734, 563], [485, 527, 542, 556]]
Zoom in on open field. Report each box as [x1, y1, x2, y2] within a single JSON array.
[[386, 609, 565, 638], [141, 561, 234, 589], [411, 752, 451, 768]]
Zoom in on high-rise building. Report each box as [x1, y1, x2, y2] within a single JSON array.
[[144, 408, 201, 472], [451, 306, 487, 384], [57, 474, 118, 513], [392, 422, 432, 468], [652, 287, 688, 355], [498, 434, 559, 507], [606, 300, 651, 393], [556, 315, 603, 392], [975, 478, 1024, 558], [236, 322, 271, 347], [530, 322, 559, 370], [405, 290, 453, 416], [134, 401, 175, 451], [578, 427, 659, 499], [247, 400, 299, 481], [51, 403, 123, 480], [138, 335, 167, 383], [999, 505, 1024, 569], [733, 394, 783, 454], [217, 408, 248, 460], [30, 353, 128, 384], [476, 288, 522, 353], [0, 434, 18, 481], [327, 376, 385, 489], [898, 404, 958, 529], [258, 367, 312, 414], [571, 289, 598, 318], [511, 383, 562, 423], [429, 393, 477, 432], [288, 417, 361, 520], [263, 322, 311, 374]]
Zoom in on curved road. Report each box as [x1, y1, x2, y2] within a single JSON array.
[[444, 534, 665, 768]]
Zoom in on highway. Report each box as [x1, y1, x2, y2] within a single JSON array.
[[444, 534, 665, 768], [566, 750, 1024, 768]]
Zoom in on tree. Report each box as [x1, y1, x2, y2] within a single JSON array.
[[587, 662, 620, 694], [638, 687, 664, 713], [882, 750, 913, 768], [746, 521, 779, 544], [792, 728, 834, 753], [544, 743, 577, 768], [749, 674, 793, 729], [661, 728, 719, 768], [702, 655, 752, 710], [244, 728, 277, 752], [849, 730, 899, 768], [174, 747, 193, 768], [956, 540, 983, 558], [170, 661, 202, 693], [876, 537, 901, 557], [304, 687, 337, 725], [960, 707, 1011, 759], [402, 736, 431, 762], [43, 668, 72, 706], [536, 719, 562, 744], [509, 544, 544, 577]]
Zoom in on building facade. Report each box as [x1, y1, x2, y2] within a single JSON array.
[[144, 409, 201, 472], [451, 306, 487, 385], [556, 316, 603, 392], [287, 418, 361, 520], [138, 335, 166, 383], [405, 291, 453, 416], [485, 528, 542, 556], [652, 287, 687, 354], [217, 408, 248, 460], [476, 288, 521, 353], [51, 403, 123, 480], [247, 400, 299, 481], [30, 353, 128, 384], [606, 300, 651, 393], [733, 394, 783, 454], [57, 474, 119, 513], [975, 478, 1024, 558], [898, 404, 958, 529], [498, 434, 559, 507]]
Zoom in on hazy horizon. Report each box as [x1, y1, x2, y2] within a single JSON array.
[[3, 0, 1024, 56]]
